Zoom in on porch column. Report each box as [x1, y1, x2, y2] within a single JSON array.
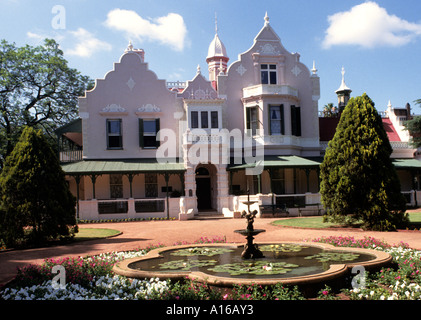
[[89, 174, 100, 199], [267, 168, 275, 209], [257, 174, 261, 194], [411, 170, 418, 207], [74, 174, 81, 219], [126, 173, 134, 198], [164, 173, 170, 219], [316, 168, 321, 192]]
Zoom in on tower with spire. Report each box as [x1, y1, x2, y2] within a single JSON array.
[[335, 67, 352, 112], [206, 14, 229, 90]]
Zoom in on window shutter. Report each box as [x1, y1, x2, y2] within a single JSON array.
[[155, 118, 160, 148], [246, 107, 251, 135], [280, 104, 285, 135], [291, 106, 301, 136], [296, 107, 301, 136], [139, 118, 144, 148], [291, 105, 296, 136]]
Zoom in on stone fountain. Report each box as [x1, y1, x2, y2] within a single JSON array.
[[234, 190, 265, 259], [113, 190, 394, 296]]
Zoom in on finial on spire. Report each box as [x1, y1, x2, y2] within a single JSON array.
[[215, 12, 218, 34], [264, 12, 269, 25], [336, 66, 352, 93], [126, 40, 134, 52], [197, 64, 201, 74], [312, 60, 318, 75]]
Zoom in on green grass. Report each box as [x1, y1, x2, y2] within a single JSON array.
[[272, 212, 421, 230], [272, 216, 336, 229], [74, 228, 121, 242]]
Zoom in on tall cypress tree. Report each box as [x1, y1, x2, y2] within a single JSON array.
[[0, 126, 76, 247], [320, 93, 408, 231]]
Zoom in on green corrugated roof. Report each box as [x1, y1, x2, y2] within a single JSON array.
[[228, 155, 322, 170], [392, 158, 421, 169], [62, 158, 185, 175]]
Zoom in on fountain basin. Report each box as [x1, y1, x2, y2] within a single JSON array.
[[113, 242, 392, 293], [234, 229, 266, 237]]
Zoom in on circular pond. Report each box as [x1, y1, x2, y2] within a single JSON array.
[[113, 242, 392, 288]]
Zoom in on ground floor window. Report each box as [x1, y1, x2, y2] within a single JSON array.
[[271, 168, 285, 194], [145, 173, 158, 197], [110, 174, 123, 198]]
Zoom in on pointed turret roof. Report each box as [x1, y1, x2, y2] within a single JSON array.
[[207, 33, 228, 60], [207, 13, 228, 60], [335, 67, 352, 93]]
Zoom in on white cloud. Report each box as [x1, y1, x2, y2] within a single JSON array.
[[105, 9, 187, 52], [27, 31, 45, 41], [66, 28, 112, 58], [322, 1, 421, 49], [26, 31, 65, 44]]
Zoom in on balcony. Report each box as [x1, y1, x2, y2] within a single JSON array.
[[243, 84, 298, 100], [59, 149, 83, 163]]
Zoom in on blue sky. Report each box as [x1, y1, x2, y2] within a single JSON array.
[[1, 0, 421, 113]]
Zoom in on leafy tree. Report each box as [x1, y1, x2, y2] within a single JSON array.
[[404, 99, 421, 147], [0, 127, 76, 247], [0, 38, 93, 167], [320, 93, 408, 231]]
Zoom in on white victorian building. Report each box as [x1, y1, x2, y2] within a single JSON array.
[[56, 14, 421, 221]]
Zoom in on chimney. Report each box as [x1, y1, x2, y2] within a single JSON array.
[[406, 103, 412, 120]]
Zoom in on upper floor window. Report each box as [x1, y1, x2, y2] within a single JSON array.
[[246, 106, 259, 135], [261, 64, 277, 85], [107, 119, 123, 149], [139, 119, 160, 149], [191, 111, 199, 128], [211, 111, 218, 128], [190, 110, 219, 129], [269, 105, 284, 135], [201, 111, 209, 128]]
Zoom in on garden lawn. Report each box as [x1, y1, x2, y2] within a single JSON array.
[[271, 216, 339, 229], [272, 212, 421, 230], [74, 228, 121, 242]]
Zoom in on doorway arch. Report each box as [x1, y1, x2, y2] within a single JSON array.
[[195, 163, 217, 211]]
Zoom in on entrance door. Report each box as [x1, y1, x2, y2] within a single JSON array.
[[196, 177, 211, 210], [195, 166, 212, 211]]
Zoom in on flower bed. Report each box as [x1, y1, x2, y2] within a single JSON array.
[[1, 236, 420, 300]]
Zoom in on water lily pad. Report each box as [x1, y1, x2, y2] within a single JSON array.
[[157, 259, 217, 271], [260, 244, 308, 253], [208, 261, 299, 276], [304, 251, 360, 263], [170, 247, 234, 257]]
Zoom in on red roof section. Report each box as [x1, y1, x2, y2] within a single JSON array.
[[319, 117, 401, 142], [382, 118, 401, 142]]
